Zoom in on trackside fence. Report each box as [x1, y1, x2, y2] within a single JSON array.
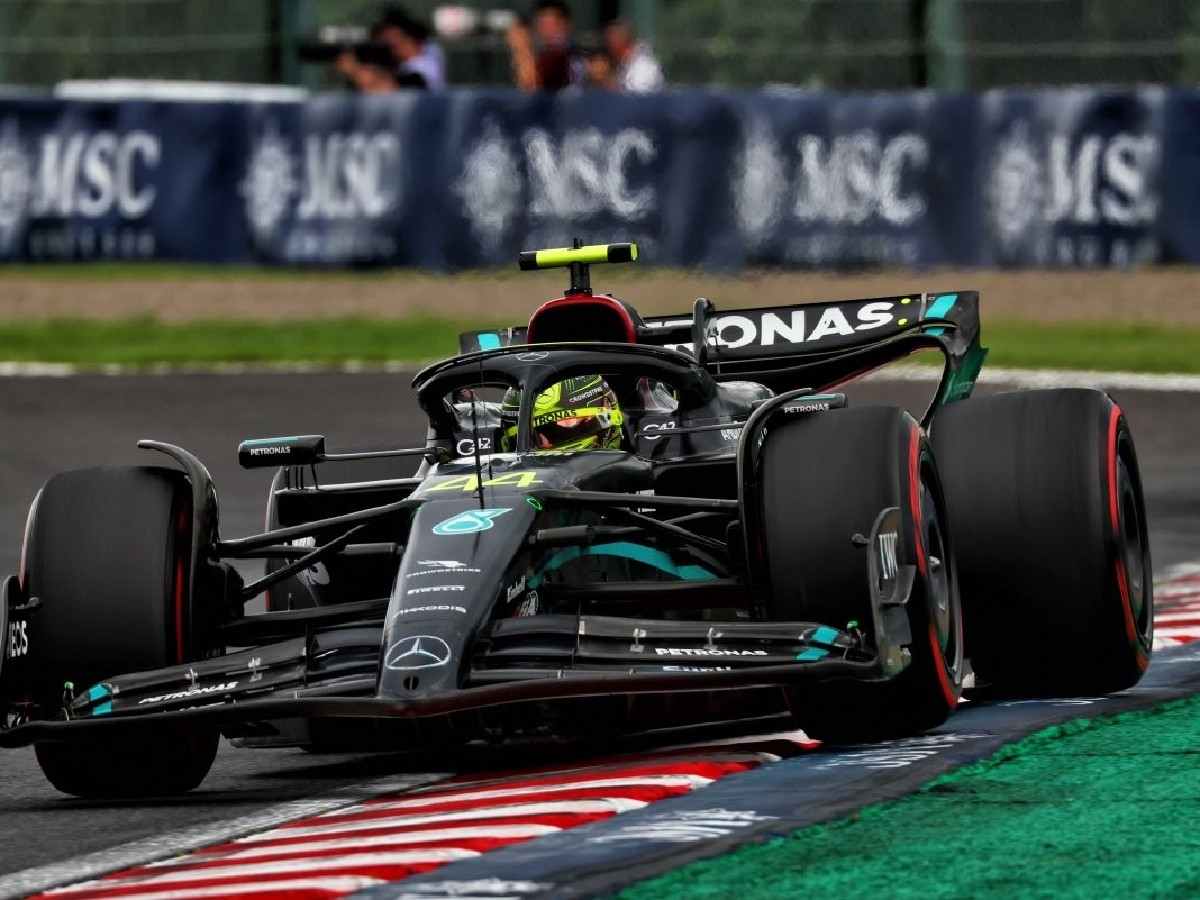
[[0, 87, 1195, 269]]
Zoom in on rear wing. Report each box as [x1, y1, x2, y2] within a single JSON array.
[[460, 291, 986, 404]]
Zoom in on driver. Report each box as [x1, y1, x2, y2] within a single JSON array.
[[500, 375, 625, 451]]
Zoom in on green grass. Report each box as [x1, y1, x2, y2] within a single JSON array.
[[618, 694, 1200, 900], [0, 317, 494, 366], [0, 317, 1195, 372], [981, 321, 1200, 374]]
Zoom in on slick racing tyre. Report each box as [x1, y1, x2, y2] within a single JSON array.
[[932, 389, 1152, 695], [22, 466, 220, 796], [759, 406, 964, 742], [24, 466, 197, 696], [35, 728, 219, 799]]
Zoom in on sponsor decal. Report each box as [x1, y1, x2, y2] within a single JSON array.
[[515, 590, 539, 617], [388, 880, 549, 899], [247, 445, 291, 457], [7, 619, 29, 659], [814, 732, 986, 770], [516, 351, 550, 362], [641, 420, 677, 441], [408, 567, 482, 578], [505, 575, 527, 602], [432, 508, 512, 535], [407, 584, 467, 594], [661, 665, 733, 672], [385, 635, 453, 671], [419, 560, 471, 569], [653, 647, 768, 657], [649, 303, 897, 355], [395, 604, 468, 616], [137, 682, 238, 705], [720, 428, 741, 442], [783, 400, 833, 414], [427, 472, 542, 493], [456, 436, 493, 456], [589, 808, 779, 844], [878, 530, 899, 582]]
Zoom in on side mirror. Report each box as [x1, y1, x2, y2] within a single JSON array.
[[237, 435, 326, 469]]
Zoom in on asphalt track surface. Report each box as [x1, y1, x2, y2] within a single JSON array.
[[0, 371, 1196, 896]]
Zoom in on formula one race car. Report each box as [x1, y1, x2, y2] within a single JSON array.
[[0, 242, 1153, 798]]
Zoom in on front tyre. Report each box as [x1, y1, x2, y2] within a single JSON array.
[[22, 465, 220, 796], [758, 407, 963, 741], [35, 729, 219, 799]]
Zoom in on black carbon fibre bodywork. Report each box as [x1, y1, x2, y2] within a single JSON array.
[[0, 290, 984, 749]]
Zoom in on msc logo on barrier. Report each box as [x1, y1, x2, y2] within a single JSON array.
[[432, 508, 511, 536], [453, 119, 658, 250], [986, 120, 1159, 266], [241, 118, 401, 260], [0, 118, 160, 259], [734, 118, 930, 264]]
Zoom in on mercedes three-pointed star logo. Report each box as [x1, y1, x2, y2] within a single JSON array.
[[384, 635, 453, 671]]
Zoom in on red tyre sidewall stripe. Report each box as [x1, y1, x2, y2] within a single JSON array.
[[1106, 403, 1148, 671], [929, 621, 957, 709], [911, 424, 954, 707]]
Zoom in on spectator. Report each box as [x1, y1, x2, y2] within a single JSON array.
[[372, 5, 446, 90], [583, 45, 618, 91], [604, 18, 664, 92], [507, 1, 582, 92], [349, 42, 406, 92]]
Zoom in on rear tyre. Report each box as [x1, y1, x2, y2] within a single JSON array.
[[932, 389, 1152, 695], [759, 407, 963, 742], [23, 465, 219, 797]]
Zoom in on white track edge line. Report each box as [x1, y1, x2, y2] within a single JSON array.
[[2, 361, 1200, 392], [0, 772, 448, 900]]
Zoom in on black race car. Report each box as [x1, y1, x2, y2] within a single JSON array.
[[0, 242, 1153, 798]]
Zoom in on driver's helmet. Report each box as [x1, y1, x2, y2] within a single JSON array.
[[500, 375, 624, 451]]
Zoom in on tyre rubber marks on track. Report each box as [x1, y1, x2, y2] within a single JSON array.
[[1153, 564, 1200, 649], [38, 734, 820, 900]]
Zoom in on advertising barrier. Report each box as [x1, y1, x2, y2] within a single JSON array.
[[0, 87, 1184, 268]]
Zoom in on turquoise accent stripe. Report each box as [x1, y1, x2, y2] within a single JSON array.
[[795, 647, 829, 661], [795, 625, 842, 661], [923, 294, 958, 336], [478, 332, 502, 351], [812, 625, 841, 644], [86, 684, 109, 702], [529, 541, 717, 588], [91, 701, 112, 716]]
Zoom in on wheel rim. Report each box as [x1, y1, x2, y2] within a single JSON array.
[[1117, 454, 1152, 646], [920, 476, 962, 692]]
